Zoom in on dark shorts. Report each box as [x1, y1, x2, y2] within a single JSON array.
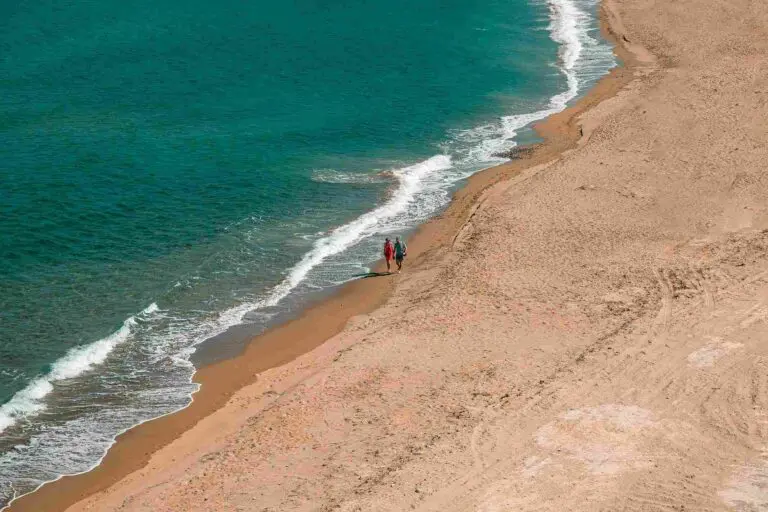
[[395, 255, 404, 262]]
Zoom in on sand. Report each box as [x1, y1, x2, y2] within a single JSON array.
[[10, 0, 768, 509]]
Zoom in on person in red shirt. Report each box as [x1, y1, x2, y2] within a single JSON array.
[[383, 237, 395, 273]]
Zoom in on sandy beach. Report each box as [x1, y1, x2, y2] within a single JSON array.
[[10, 0, 768, 509]]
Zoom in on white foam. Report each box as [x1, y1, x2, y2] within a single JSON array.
[[547, 0, 587, 104], [310, 169, 393, 185], [231, 155, 452, 319], [0, 303, 158, 435], [0, 154, 454, 498], [455, 0, 596, 164]]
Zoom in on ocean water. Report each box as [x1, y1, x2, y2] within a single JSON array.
[[0, 0, 615, 506]]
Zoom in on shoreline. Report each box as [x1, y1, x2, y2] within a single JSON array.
[[5, 2, 648, 510]]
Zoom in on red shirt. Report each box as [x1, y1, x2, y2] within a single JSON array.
[[383, 241, 394, 259]]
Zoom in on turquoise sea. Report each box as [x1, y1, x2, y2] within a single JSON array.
[[0, 0, 614, 506]]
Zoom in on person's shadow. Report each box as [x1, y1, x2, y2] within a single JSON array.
[[352, 271, 391, 279]]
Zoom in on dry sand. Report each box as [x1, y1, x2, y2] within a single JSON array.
[[11, 0, 768, 509]]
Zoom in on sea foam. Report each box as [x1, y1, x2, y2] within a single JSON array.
[[310, 169, 394, 185], [456, 0, 592, 164], [0, 303, 158, 435], [227, 155, 453, 319]]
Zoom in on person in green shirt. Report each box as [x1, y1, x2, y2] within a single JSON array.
[[394, 236, 407, 273]]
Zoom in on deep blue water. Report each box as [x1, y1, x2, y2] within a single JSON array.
[[0, 0, 614, 506]]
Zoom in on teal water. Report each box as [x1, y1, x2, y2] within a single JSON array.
[[0, 0, 614, 505]]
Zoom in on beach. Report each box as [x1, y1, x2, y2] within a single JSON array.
[[0, 0, 617, 500], [9, 0, 768, 509]]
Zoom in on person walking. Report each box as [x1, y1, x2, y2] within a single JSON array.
[[383, 237, 395, 273], [394, 236, 407, 273]]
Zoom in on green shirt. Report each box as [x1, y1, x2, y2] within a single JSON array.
[[394, 240, 406, 258]]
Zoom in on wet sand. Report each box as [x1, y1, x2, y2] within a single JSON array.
[[11, 0, 768, 509]]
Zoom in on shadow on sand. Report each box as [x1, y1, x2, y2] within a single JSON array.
[[352, 271, 392, 279]]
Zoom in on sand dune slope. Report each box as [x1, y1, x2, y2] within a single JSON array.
[[55, 0, 768, 510]]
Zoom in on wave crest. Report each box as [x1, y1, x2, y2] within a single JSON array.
[[0, 303, 159, 435]]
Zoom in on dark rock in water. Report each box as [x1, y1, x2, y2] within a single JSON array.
[[493, 144, 542, 160]]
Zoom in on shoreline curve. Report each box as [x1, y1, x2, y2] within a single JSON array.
[[4, 1, 655, 510]]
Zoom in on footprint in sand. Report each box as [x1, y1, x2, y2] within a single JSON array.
[[687, 337, 744, 368]]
